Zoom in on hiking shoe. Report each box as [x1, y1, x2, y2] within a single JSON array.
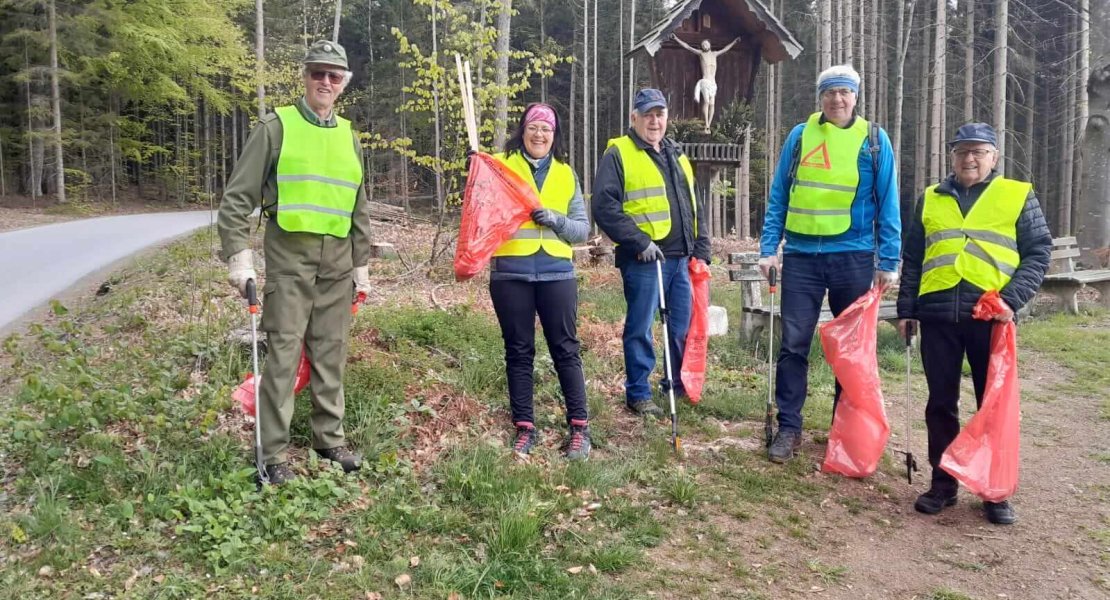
[[914, 488, 958, 514], [315, 446, 362, 473], [767, 430, 802, 463], [628, 399, 663, 418], [512, 422, 538, 456], [264, 462, 297, 485], [984, 500, 1017, 525], [563, 420, 592, 461]]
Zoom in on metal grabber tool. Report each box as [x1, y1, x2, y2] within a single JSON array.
[[655, 259, 681, 454], [901, 320, 919, 484], [764, 266, 778, 448], [246, 279, 269, 486]]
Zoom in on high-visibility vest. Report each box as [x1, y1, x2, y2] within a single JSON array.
[[606, 136, 697, 241], [274, 105, 363, 238], [785, 112, 869, 236], [491, 152, 575, 259], [919, 177, 1030, 295]]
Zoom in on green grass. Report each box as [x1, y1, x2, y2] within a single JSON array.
[[1020, 311, 1110, 418], [926, 590, 977, 600], [3, 231, 1107, 598]]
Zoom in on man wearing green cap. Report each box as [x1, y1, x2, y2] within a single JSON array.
[[218, 40, 371, 484]]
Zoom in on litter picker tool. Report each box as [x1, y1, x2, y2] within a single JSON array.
[[245, 279, 269, 486], [656, 259, 681, 454], [900, 320, 919, 484], [764, 266, 777, 448]]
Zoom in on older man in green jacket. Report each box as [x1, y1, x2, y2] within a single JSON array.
[[218, 40, 372, 484]]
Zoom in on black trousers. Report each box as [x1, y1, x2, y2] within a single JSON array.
[[919, 319, 994, 493], [490, 278, 588, 425]]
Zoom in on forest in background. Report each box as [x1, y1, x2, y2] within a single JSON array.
[[0, 0, 1107, 251]]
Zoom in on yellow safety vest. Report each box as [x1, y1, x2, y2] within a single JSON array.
[[919, 177, 1030, 295], [274, 105, 363, 238], [785, 112, 869, 236], [606, 136, 697, 241], [492, 152, 575, 259]]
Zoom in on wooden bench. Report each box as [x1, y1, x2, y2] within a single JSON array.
[[1038, 236, 1110, 314], [727, 252, 898, 340]]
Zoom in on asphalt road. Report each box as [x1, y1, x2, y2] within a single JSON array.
[[0, 211, 217, 331]]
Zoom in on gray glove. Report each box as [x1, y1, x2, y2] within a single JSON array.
[[637, 241, 665, 262], [531, 208, 562, 229], [227, 249, 257, 298]]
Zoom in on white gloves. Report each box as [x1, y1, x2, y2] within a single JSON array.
[[757, 255, 779, 280], [227, 249, 257, 298], [353, 265, 371, 299], [874, 270, 899, 289]]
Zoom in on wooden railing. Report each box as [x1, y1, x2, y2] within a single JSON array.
[[677, 142, 744, 163]]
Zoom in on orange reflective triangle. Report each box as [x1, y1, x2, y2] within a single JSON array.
[[800, 142, 832, 170]]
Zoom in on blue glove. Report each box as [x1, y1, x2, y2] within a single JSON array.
[[531, 208, 562, 229], [637, 241, 665, 262]]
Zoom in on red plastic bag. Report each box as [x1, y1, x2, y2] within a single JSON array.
[[680, 259, 711, 403], [234, 349, 311, 416], [818, 286, 890, 478], [939, 291, 1021, 502], [454, 152, 542, 281]]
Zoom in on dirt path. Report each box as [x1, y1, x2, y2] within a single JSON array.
[[643, 329, 1109, 600]]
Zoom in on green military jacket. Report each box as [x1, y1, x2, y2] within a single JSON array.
[[218, 97, 372, 276]]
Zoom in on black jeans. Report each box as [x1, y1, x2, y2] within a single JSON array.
[[775, 251, 875, 432], [919, 319, 993, 493], [490, 278, 588, 425]]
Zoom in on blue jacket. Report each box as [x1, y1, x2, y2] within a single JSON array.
[[759, 117, 901, 272]]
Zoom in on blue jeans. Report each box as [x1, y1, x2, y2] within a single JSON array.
[[619, 257, 693, 405], [775, 252, 874, 432]]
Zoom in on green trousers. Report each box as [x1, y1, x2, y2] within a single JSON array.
[[258, 225, 355, 465]]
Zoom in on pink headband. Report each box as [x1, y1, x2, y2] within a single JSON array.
[[524, 104, 556, 130]]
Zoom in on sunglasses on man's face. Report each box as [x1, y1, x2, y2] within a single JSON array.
[[309, 70, 345, 85]]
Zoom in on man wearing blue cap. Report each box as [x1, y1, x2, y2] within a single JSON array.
[[592, 88, 711, 416], [759, 65, 901, 463], [897, 122, 1051, 524]]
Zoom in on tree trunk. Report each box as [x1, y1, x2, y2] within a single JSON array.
[[48, 0, 65, 204], [332, 0, 342, 42], [964, 0, 975, 122], [820, 0, 832, 72], [930, 0, 946, 183], [740, 125, 751, 238], [892, 0, 916, 165], [256, 0, 266, 119], [843, 0, 853, 67], [992, 0, 1008, 171], [1059, 7, 1077, 235], [1077, 0, 1109, 255], [915, 5, 931, 195], [1074, 0, 1090, 234], [542, 0, 549, 103], [430, 2, 444, 213], [581, 0, 590, 194], [492, 0, 511, 148]]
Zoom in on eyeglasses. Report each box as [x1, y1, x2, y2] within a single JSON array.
[[309, 70, 345, 85], [525, 125, 554, 135], [952, 148, 994, 159]]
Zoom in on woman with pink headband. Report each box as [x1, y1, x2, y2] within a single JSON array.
[[489, 102, 591, 461]]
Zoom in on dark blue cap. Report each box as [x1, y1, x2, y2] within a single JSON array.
[[948, 122, 998, 147], [634, 88, 667, 112]]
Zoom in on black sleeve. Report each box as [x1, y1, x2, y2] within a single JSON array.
[[692, 176, 712, 263], [1000, 191, 1053, 311], [896, 194, 926, 319], [591, 147, 652, 253]]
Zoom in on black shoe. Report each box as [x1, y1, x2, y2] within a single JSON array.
[[315, 446, 362, 473], [628, 399, 663, 417], [984, 500, 1017, 525], [264, 462, 297, 485], [563, 419, 592, 461], [767, 430, 801, 463], [512, 422, 538, 456], [914, 488, 958, 514]]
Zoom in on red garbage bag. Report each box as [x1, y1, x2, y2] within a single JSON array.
[[454, 152, 542, 281], [234, 349, 311, 416], [680, 259, 711, 404], [939, 291, 1021, 502], [818, 286, 890, 478]]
